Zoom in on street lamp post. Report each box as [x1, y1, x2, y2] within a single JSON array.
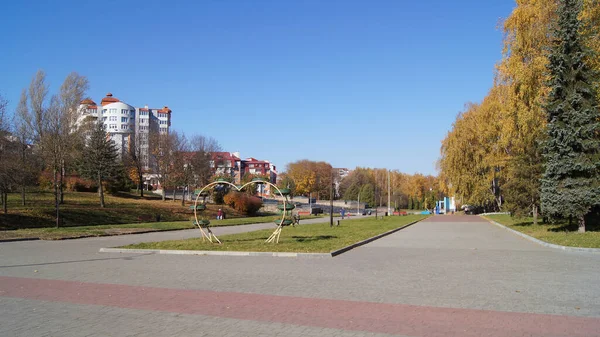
[[330, 170, 334, 227]]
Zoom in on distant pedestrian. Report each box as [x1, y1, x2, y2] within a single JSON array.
[[341, 208, 346, 219], [217, 208, 223, 220]]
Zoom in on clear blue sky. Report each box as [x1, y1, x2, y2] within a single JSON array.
[[1, 0, 515, 176]]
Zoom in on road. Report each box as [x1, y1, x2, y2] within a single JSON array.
[[1, 215, 599, 336]]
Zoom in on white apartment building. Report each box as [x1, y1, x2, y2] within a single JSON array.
[[78, 93, 172, 173]]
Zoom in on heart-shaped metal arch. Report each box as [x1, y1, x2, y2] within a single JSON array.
[[193, 180, 290, 244]]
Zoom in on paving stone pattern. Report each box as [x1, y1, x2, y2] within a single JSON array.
[[1, 215, 600, 336]]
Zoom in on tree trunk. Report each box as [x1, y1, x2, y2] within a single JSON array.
[[578, 215, 586, 233], [98, 174, 105, 208], [181, 187, 186, 206], [1, 191, 6, 214], [139, 173, 144, 197], [54, 169, 60, 228], [21, 185, 26, 206], [59, 161, 65, 204], [162, 187, 166, 201], [532, 205, 538, 226]]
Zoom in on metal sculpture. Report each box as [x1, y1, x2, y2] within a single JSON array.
[[193, 178, 294, 244]]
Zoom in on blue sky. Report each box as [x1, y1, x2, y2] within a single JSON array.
[[1, 0, 515, 175]]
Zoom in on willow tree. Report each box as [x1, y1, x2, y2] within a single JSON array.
[[439, 87, 506, 209]]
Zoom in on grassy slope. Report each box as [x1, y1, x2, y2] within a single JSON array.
[[123, 214, 428, 253], [485, 214, 600, 248], [0, 191, 317, 240]]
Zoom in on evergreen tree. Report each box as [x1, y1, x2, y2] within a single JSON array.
[[78, 122, 119, 208], [504, 145, 543, 224], [359, 184, 375, 208], [541, 0, 600, 232]]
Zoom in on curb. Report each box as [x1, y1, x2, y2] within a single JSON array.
[[99, 247, 330, 258], [330, 219, 423, 256], [0, 237, 41, 243], [99, 218, 426, 258], [0, 228, 196, 243], [483, 217, 600, 253]]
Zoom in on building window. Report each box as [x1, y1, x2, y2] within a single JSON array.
[[121, 124, 128, 130], [102, 117, 107, 121], [121, 109, 128, 114], [140, 119, 147, 124], [109, 124, 117, 129], [109, 108, 117, 114], [140, 111, 148, 116], [121, 117, 128, 123], [102, 109, 107, 114], [130, 110, 135, 115], [109, 116, 117, 121]]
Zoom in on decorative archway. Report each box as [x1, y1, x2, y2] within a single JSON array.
[[193, 178, 295, 244]]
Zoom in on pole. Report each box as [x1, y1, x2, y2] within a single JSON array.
[[387, 170, 391, 216], [330, 171, 334, 227], [357, 194, 360, 216]]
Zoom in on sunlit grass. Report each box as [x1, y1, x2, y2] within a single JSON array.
[[122, 215, 428, 253], [485, 214, 600, 248]]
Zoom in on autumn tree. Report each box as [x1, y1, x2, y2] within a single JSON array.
[[286, 160, 333, 199], [171, 133, 195, 205], [18, 71, 89, 227], [124, 128, 147, 197], [149, 129, 179, 201], [190, 135, 221, 188], [276, 172, 296, 197], [541, 0, 600, 232], [13, 89, 41, 206], [0, 94, 13, 213]]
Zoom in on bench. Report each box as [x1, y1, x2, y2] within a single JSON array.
[[297, 211, 310, 216]]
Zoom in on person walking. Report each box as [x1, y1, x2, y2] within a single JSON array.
[[341, 208, 346, 219], [217, 209, 223, 220]]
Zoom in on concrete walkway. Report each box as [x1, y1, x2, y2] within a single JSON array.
[[1, 215, 599, 336]]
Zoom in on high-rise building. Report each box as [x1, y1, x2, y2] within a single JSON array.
[[78, 93, 172, 171]]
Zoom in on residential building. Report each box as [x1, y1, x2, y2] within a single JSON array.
[[78, 93, 172, 189], [208, 152, 277, 196]]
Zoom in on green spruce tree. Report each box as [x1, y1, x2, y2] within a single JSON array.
[[78, 121, 120, 208], [541, 0, 600, 232]]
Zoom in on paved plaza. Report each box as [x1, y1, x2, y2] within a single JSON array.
[[1, 215, 600, 336]]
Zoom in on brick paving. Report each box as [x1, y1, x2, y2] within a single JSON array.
[[1, 215, 600, 336]]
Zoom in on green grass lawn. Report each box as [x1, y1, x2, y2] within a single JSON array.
[[485, 214, 600, 248], [121, 214, 428, 253], [0, 214, 322, 240]]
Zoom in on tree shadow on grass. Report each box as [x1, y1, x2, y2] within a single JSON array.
[[512, 220, 535, 227], [291, 235, 337, 242]]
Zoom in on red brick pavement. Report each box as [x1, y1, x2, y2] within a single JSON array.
[[1, 276, 598, 336]]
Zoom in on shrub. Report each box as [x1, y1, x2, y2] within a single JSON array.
[[223, 191, 263, 215], [66, 176, 98, 192]]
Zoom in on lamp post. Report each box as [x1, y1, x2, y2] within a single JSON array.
[[330, 170, 334, 227], [387, 170, 391, 216]]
